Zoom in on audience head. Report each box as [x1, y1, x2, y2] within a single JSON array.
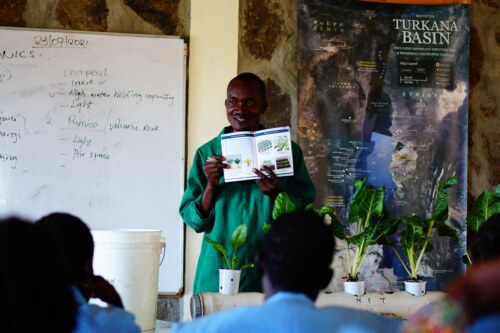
[[470, 213, 500, 264], [0, 217, 76, 333], [37, 212, 94, 287], [260, 209, 335, 301]]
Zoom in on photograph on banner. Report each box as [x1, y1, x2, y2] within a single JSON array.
[[297, 0, 469, 291]]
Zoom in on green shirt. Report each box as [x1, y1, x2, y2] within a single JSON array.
[[179, 126, 316, 294]]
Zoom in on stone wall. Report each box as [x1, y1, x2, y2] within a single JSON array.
[[468, 0, 500, 197], [238, 0, 499, 201], [0, 0, 190, 37], [238, 0, 297, 135]]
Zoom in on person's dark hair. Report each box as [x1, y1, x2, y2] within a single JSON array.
[[470, 213, 500, 264], [37, 212, 94, 286], [229, 72, 266, 100], [263, 209, 335, 294], [0, 217, 76, 333]]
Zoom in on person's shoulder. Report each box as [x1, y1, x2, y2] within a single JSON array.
[[74, 303, 141, 333], [319, 306, 402, 332], [197, 137, 219, 151], [400, 296, 466, 333], [172, 306, 258, 333], [469, 315, 500, 333], [196, 127, 230, 152], [290, 140, 305, 153]]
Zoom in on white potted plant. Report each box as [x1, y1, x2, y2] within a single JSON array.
[[387, 176, 458, 296], [205, 224, 254, 295], [332, 178, 394, 296]]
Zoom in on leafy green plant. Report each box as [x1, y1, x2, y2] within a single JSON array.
[[205, 224, 254, 271], [267, 179, 394, 282], [272, 192, 301, 220], [466, 184, 500, 232], [263, 192, 335, 232], [389, 176, 458, 281], [463, 184, 500, 265], [338, 178, 395, 281]]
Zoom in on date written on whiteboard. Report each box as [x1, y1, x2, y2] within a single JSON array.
[[33, 34, 89, 48]]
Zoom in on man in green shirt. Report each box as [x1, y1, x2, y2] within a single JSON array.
[[179, 72, 316, 294]]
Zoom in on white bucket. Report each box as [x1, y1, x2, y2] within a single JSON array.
[[91, 229, 165, 331]]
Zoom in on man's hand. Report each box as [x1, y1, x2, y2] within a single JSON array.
[[253, 165, 281, 201], [203, 155, 228, 188], [201, 155, 229, 216], [81, 275, 124, 308]]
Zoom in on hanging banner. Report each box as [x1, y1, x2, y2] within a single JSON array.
[[298, 0, 469, 291]]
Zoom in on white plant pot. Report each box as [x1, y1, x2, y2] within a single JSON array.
[[404, 280, 427, 297], [219, 269, 241, 295], [343, 280, 365, 296]]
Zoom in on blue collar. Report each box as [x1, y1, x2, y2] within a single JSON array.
[[266, 291, 315, 307]]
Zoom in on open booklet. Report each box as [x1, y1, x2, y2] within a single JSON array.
[[221, 126, 294, 182]]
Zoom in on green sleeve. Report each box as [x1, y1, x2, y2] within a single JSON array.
[[179, 148, 215, 233]]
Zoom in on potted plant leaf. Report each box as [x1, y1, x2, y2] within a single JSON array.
[[388, 176, 459, 296], [264, 191, 338, 232], [334, 177, 395, 296], [205, 224, 254, 295], [462, 184, 500, 265]]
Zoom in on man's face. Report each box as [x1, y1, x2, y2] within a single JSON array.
[[225, 79, 267, 132]]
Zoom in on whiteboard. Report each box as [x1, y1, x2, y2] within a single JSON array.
[[0, 27, 185, 295]]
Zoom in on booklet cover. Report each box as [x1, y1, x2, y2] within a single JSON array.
[[221, 126, 294, 182]]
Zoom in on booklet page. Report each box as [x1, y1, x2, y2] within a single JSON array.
[[221, 127, 294, 182]]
